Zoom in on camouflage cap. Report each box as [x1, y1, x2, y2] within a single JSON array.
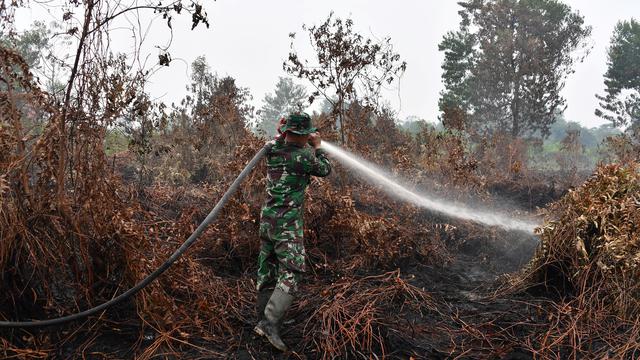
[[279, 112, 317, 135]]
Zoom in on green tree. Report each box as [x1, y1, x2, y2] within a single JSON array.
[[0, 21, 63, 95], [439, 0, 591, 138], [0, 21, 50, 69], [189, 55, 216, 115], [591, 123, 621, 144], [438, 9, 475, 121], [256, 77, 307, 137], [595, 19, 640, 129], [400, 116, 430, 136], [284, 12, 406, 144]]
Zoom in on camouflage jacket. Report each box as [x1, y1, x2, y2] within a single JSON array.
[[261, 139, 332, 215]]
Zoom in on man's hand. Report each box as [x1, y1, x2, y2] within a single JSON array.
[[308, 132, 321, 149], [277, 117, 287, 135]]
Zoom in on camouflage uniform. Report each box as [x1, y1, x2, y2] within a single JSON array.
[[256, 137, 331, 295]]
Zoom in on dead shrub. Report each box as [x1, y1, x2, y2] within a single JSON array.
[[496, 162, 640, 358], [297, 270, 435, 359], [519, 163, 640, 310]]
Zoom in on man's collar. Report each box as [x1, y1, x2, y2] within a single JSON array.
[[284, 141, 305, 148]]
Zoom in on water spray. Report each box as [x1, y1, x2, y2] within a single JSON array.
[[321, 142, 539, 233]]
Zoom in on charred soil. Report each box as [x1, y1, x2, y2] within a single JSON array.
[[22, 184, 547, 359]]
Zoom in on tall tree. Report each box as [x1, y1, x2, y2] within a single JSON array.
[[595, 19, 640, 130], [256, 77, 307, 137], [439, 0, 591, 138], [284, 12, 406, 144]]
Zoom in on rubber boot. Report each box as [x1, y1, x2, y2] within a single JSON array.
[[256, 288, 272, 320], [253, 288, 293, 351]]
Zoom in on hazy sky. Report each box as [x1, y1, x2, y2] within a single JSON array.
[[14, 0, 640, 128]]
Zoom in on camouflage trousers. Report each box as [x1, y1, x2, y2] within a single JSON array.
[[256, 206, 307, 295]]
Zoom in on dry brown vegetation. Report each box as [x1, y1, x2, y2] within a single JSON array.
[[0, 43, 452, 358], [510, 162, 640, 358]]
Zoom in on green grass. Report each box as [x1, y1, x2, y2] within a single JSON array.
[[104, 129, 129, 156]]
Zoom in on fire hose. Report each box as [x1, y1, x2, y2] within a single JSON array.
[[0, 143, 271, 328]]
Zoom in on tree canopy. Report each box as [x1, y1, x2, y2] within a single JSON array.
[[439, 0, 591, 138], [595, 18, 640, 129]]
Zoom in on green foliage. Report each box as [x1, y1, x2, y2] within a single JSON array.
[[0, 21, 69, 98], [527, 117, 622, 171], [400, 116, 433, 136], [0, 21, 50, 70], [104, 128, 129, 156], [596, 18, 640, 128], [438, 18, 475, 116], [545, 116, 620, 147], [255, 77, 307, 138], [181, 55, 254, 130], [439, 0, 592, 138]]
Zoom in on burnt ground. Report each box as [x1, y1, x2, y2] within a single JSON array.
[[3, 235, 542, 359], [4, 183, 550, 360], [38, 225, 542, 359], [226, 228, 541, 360], [406, 235, 541, 359], [224, 188, 546, 359]]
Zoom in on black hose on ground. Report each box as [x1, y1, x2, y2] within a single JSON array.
[[0, 144, 271, 328]]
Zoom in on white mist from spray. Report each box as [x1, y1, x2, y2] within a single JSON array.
[[321, 141, 539, 233]]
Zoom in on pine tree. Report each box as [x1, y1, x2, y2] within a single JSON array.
[[595, 19, 640, 129], [256, 77, 307, 137]]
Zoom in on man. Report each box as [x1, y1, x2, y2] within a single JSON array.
[[253, 112, 332, 351]]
